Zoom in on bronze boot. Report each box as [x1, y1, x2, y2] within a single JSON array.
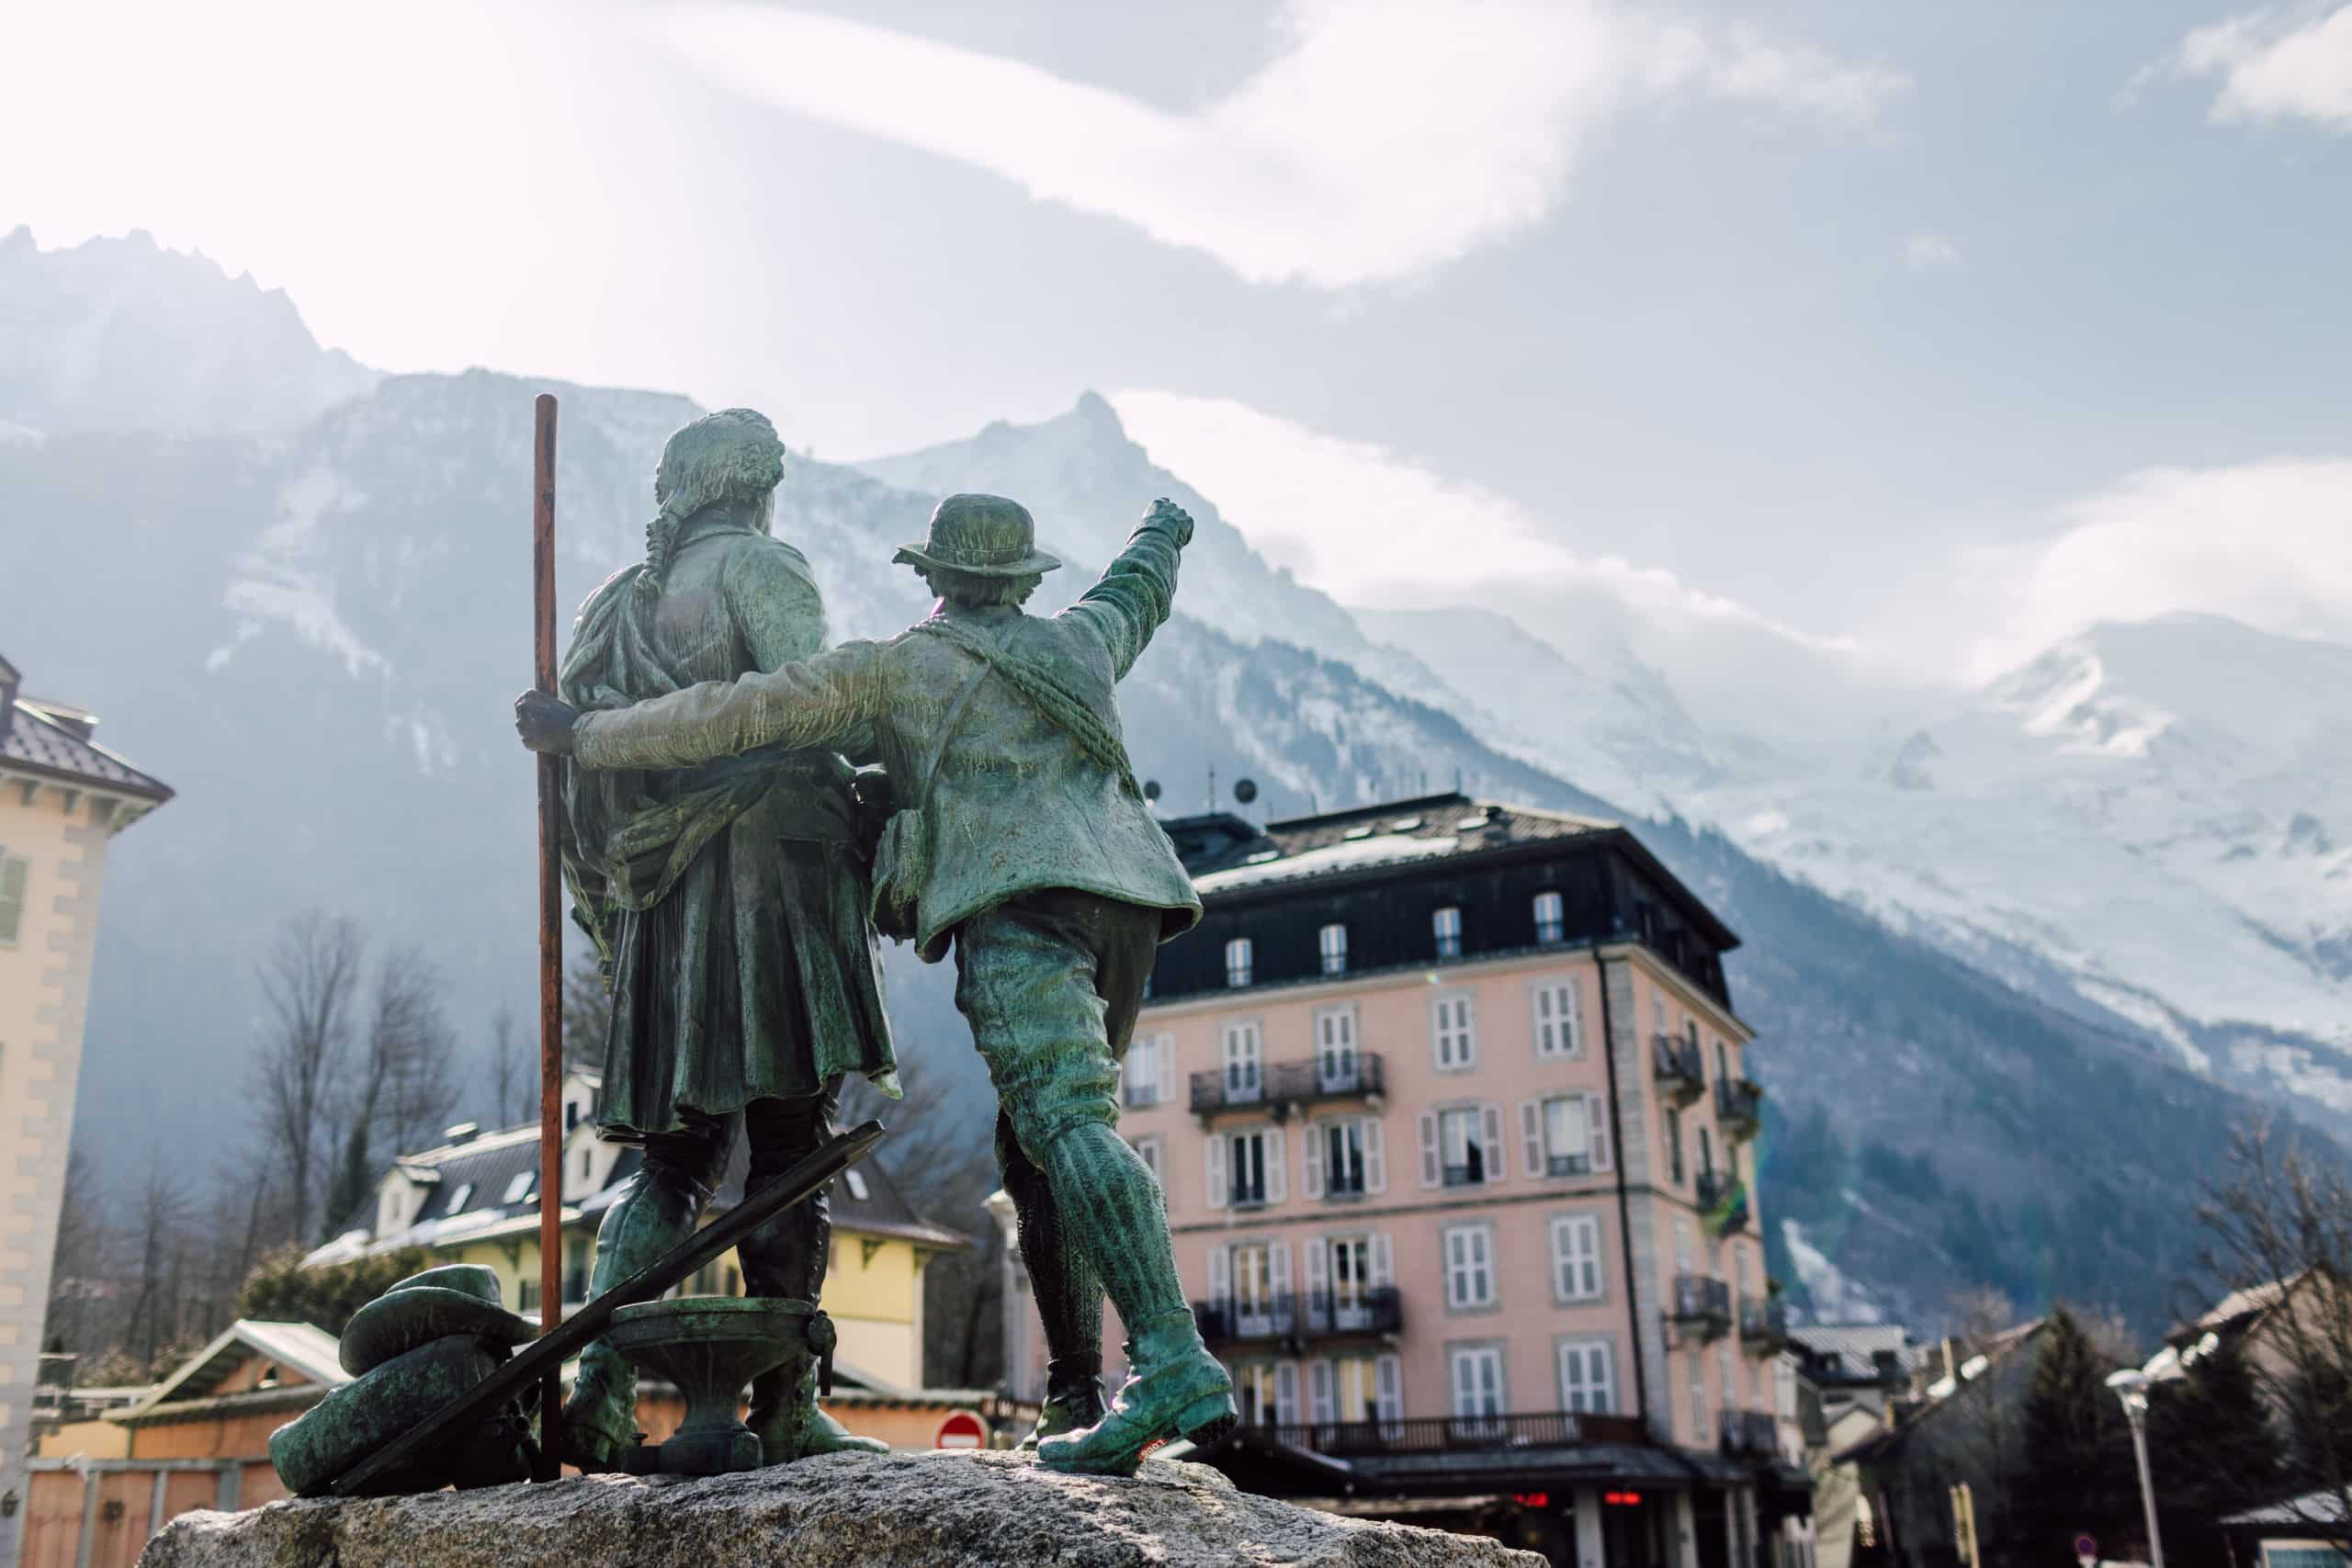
[[559, 1347, 643, 1472], [1019, 1354, 1108, 1450], [748, 1301, 888, 1463], [1035, 1312, 1235, 1477]]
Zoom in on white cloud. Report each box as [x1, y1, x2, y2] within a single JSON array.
[[1109, 388, 1849, 652], [1968, 457, 2352, 677], [1904, 232, 1962, 269], [650, 2, 1906, 290], [2162, 4, 2352, 130]]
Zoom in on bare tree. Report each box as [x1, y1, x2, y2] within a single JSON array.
[[323, 945, 462, 1235], [561, 945, 611, 1074], [2196, 1119, 2352, 1540], [485, 1002, 527, 1127], [42, 1145, 111, 1359], [117, 1162, 187, 1371], [251, 911, 366, 1246]]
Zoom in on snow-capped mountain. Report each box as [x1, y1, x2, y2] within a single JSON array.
[[0, 228, 378, 437]]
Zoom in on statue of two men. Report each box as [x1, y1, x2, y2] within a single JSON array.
[[518, 409, 1234, 1477]]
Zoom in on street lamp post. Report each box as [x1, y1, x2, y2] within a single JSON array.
[[2105, 1369, 2165, 1568]]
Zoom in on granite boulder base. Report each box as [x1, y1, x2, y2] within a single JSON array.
[[137, 1449, 1546, 1568]]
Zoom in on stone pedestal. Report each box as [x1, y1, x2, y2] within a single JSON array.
[[138, 1449, 1544, 1567]]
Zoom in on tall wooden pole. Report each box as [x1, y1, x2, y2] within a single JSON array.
[[531, 393, 563, 1480]]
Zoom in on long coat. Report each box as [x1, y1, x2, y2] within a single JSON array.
[[572, 511, 1203, 962], [558, 513, 895, 1137]]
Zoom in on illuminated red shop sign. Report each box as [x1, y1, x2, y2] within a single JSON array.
[[1604, 1491, 1645, 1506]]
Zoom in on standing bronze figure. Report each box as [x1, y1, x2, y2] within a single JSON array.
[[552, 409, 896, 1470], [518, 492, 1236, 1476]]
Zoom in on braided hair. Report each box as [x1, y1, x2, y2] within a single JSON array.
[[636, 408, 787, 606]]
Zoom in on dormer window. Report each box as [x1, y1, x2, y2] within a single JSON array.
[[1432, 907, 1463, 960], [1317, 923, 1349, 976], [1225, 937, 1254, 988], [1533, 891, 1565, 945]]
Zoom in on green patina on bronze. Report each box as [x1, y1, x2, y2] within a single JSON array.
[[603, 1298, 801, 1476], [569, 494, 1236, 1476], [553, 409, 895, 1470]]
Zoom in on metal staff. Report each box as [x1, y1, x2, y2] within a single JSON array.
[[531, 392, 563, 1479]]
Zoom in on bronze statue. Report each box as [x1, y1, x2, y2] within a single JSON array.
[[551, 409, 896, 1470], [518, 492, 1236, 1476]]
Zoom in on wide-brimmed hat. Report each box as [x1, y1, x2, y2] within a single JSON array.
[[338, 1262, 537, 1377], [892, 493, 1061, 579]]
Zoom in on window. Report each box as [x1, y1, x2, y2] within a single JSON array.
[[1315, 1006, 1361, 1090], [1449, 1346, 1505, 1425], [1716, 1040, 1732, 1084], [1132, 1135, 1163, 1188], [1522, 1092, 1611, 1178], [1550, 1213, 1605, 1303], [1431, 992, 1476, 1071], [1442, 1223, 1497, 1309], [446, 1182, 474, 1213], [1234, 1361, 1296, 1427], [1221, 1020, 1263, 1102], [1317, 922, 1349, 976], [1435, 1105, 1498, 1188], [1225, 936, 1254, 988], [1558, 1339, 1617, 1414], [1432, 906, 1464, 959], [1688, 1351, 1709, 1442], [1229, 1127, 1272, 1207], [503, 1171, 536, 1204], [1698, 1126, 1716, 1185], [1720, 1339, 1736, 1416], [1315, 1234, 1390, 1330], [1532, 977, 1582, 1058], [0, 854, 27, 946], [564, 1100, 581, 1133], [1125, 1033, 1172, 1108], [1664, 1107, 1686, 1186], [1322, 1120, 1367, 1196], [844, 1168, 869, 1201], [1227, 1242, 1287, 1337], [1204, 1123, 1287, 1210], [1533, 890, 1566, 944], [1675, 1215, 1695, 1272]]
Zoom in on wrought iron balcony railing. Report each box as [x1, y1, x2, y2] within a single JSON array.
[[1721, 1408, 1780, 1456], [1193, 1288, 1404, 1346], [1668, 1273, 1733, 1337], [1653, 1035, 1704, 1107], [1715, 1077, 1763, 1140], [1694, 1169, 1748, 1234], [1739, 1296, 1788, 1351], [1190, 1054, 1385, 1116], [1253, 1410, 1648, 1457]]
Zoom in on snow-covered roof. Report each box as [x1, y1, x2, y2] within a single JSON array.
[[127, 1320, 346, 1418]]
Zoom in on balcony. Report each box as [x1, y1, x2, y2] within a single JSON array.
[[1695, 1169, 1748, 1235], [1715, 1077, 1763, 1140], [1190, 1053, 1385, 1118], [1544, 1152, 1596, 1179], [1740, 1296, 1788, 1352], [1254, 1410, 1649, 1457], [1442, 1161, 1498, 1190], [1721, 1408, 1780, 1457], [1668, 1273, 1732, 1338], [1653, 1035, 1703, 1107], [1193, 1294, 1296, 1344], [1194, 1288, 1405, 1346]]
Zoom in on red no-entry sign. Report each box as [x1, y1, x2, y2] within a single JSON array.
[[936, 1410, 987, 1450]]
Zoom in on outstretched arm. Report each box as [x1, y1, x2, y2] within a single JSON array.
[[1059, 498, 1193, 679], [515, 641, 888, 771]]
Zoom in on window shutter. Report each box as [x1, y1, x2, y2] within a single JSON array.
[[1375, 1353, 1403, 1422], [1521, 1100, 1544, 1178], [1418, 1111, 1440, 1189], [1310, 1359, 1335, 1425], [1205, 1134, 1227, 1210], [1302, 1122, 1325, 1200], [1550, 1218, 1571, 1302], [1266, 1125, 1288, 1204], [1275, 1362, 1300, 1427], [1369, 1232, 1395, 1288], [1363, 1118, 1387, 1193], [1480, 1102, 1507, 1185], [1304, 1237, 1329, 1305], [1567, 982, 1586, 1056], [1586, 1091, 1612, 1172], [1270, 1241, 1293, 1329], [1208, 1244, 1230, 1304], [1158, 1035, 1176, 1104], [1533, 984, 1555, 1058]]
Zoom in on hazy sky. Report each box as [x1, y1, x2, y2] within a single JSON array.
[[8, 0, 2350, 681]]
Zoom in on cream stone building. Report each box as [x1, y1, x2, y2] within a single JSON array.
[[0, 651, 172, 1559], [1017, 794, 1808, 1568]]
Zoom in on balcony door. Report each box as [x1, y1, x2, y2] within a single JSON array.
[[1227, 1239, 1290, 1337], [1222, 1020, 1263, 1103], [1449, 1346, 1505, 1439], [1315, 1005, 1360, 1091]]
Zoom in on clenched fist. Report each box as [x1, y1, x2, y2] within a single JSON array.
[[514, 690, 581, 755]]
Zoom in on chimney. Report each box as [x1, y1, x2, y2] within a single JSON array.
[[442, 1122, 481, 1145]]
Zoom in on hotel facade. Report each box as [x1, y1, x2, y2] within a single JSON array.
[[1105, 794, 1808, 1568]]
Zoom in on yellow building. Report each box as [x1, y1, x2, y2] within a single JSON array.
[[0, 651, 172, 1558], [306, 1071, 977, 1415]]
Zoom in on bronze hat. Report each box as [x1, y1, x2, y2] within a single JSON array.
[[893, 492, 1061, 579]]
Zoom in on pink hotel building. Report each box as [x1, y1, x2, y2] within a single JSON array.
[[1019, 794, 1810, 1568]]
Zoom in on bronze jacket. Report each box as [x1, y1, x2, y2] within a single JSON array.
[[574, 511, 1203, 960]]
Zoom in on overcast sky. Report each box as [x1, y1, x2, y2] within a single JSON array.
[[8, 0, 2350, 681]]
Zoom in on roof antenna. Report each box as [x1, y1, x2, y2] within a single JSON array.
[[1207, 764, 1216, 814]]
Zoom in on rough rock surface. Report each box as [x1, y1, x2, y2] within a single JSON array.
[[138, 1449, 1544, 1567]]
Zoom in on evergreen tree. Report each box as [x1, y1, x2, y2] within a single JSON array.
[[2149, 1335, 2285, 1566], [2014, 1309, 2139, 1565]]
